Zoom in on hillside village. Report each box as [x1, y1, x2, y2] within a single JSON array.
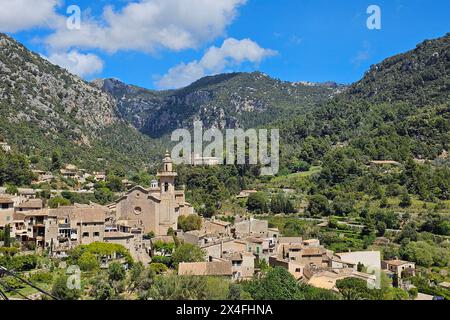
[[0, 151, 436, 300], [0, 30, 449, 302]]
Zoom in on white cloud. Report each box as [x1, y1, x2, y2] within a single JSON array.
[[45, 50, 104, 78], [352, 41, 372, 67], [156, 38, 277, 89], [0, 0, 60, 32], [45, 0, 247, 53]]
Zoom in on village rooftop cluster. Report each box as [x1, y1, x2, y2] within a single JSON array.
[[0, 152, 421, 294]]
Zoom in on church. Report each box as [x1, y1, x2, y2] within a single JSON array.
[[114, 152, 194, 236]]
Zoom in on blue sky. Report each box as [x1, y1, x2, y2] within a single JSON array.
[[3, 0, 449, 89]]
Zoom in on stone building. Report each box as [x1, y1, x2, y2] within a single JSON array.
[[114, 152, 193, 236], [0, 195, 14, 227], [45, 205, 108, 249], [382, 259, 416, 278], [15, 199, 43, 212]]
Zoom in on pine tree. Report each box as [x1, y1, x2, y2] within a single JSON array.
[[4, 224, 11, 247]]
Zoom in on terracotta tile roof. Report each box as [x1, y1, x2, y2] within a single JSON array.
[[223, 252, 243, 262], [287, 244, 304, 250], [279, 237, 303, 244], [0, 195, 14, 204], [23, 209, 49, 217], [383, 259, 414, 267], [75, 208, 106, 223], [152, 236, 175, 244], [302, 248, 326, 256], [246, 237, 265, 244], [13, 212, 26, 220], [16, 199, 43, 209], [178, 261, 232, 276], [104, 232, 133, 239], [48, 206, 107, 223], [303, 239, 320, 244]]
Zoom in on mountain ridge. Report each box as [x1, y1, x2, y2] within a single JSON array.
[[0, 32, 161, 172], [0, 32, 448, 173], [93, 72, 344, 138], [278, 33, 449, 166]]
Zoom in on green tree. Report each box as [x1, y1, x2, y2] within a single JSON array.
[[107, 175, 125, 192], [129, 263, 155, 295], [397, 222, 418, 243], [78, 252, 99, 271], [244, 267, 306, 300], [376, 221, 387, 237], [228, 283, 253, 300], [48, 196, 71, 208], [0, 152, 33, 186], [336, 278, 371, 300], [108, 262, 126, 282], [178, 215, 202, 232], [3, 224, 11, 247], [51, 150, 62, 171], [149, 263, 168, 275], [307, 195, 330, 216], [380, 196, 389, 208], [145, 274, 208, 300], [51, 275, 81, 300], [171, 243, 205, 267], [400, 241, 449, 267], [400, 192, 412, 208], [247, 192, 269, 214], [94, 187, 115, 205], [383, 287, 410, 300], [89, 275, 113, 300], [5, 184, 18, 195]]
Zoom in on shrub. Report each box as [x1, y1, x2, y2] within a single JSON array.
[[51, 275, 81, 300], [178, 215, 202, 232], [29, 271, 53, 284], [78, 252, 100, 271], [149, 263, 168, 275]]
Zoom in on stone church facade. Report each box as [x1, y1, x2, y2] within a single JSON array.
[[114, 152, 194, 236]]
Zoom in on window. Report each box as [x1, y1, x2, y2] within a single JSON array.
[[94, 232, 100, 237], [82, 232, 89, 238], [295, 268, 301, 273], [1, 204, 9, 209], [134, 207, 142, 215], [164, 183, 169, 192]]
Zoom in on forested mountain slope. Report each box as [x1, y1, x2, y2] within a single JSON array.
[[0, 33, 162, 171], [94, 73, 343, 138], [279, 33, 449, 166]]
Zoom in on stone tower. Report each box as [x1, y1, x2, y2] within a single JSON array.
[[156, 151, 178, 234]]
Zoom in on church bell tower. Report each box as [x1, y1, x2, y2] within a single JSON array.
[[157, 150, 177, 194], [156, 151, 178, 234]]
